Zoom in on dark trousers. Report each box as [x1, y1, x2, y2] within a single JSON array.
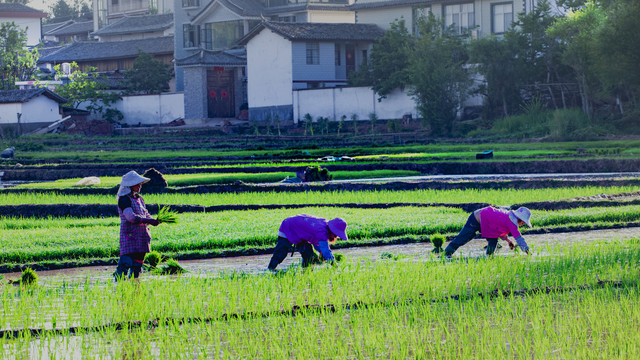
[[268, 237, 317, 270], [444, 214, 498, 256], [114, 252, 145, 281]]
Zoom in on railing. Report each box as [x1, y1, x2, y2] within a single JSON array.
[[265, 0, 348, 7]]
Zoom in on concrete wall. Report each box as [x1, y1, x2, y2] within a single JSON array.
[[116, 92, 184, 125], [0, 17, 41, 46], [293, 86, 418, 123], [183, 66, 208, 119], [247, 29, 292, 121], [307, 10, 355, 23]]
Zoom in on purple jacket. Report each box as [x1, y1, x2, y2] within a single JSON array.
[[279, 214, 330, 246], [118, 194, 152, 255]]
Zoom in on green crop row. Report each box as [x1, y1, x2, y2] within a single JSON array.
[[1, 205, 640, 265], [10, 139, 640, 162], [0, 239, 637, 353], [2, 185, 639, 206], [4, 285, 635, 359]]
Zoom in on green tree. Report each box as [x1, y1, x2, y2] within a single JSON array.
[[409, 14, 471, 136], [0, 22, 39, 90], [54, 63, 123, 122], [48, 0, 92, 23], [547, 2, 606, 117], [124, 50, 172, 94], [594, 0, 640, 112], [350, 19, 413, 100]]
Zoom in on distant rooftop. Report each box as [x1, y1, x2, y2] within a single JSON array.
[[92, 13, 173, 36], [39, 36, 174, 62], [240, 21, 384, 44], [0, 88, 66, 104], [0, 3, 46, 18], [45, 20, 94, 36]]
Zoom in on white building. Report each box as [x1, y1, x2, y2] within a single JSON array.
[[240, 21, 383, 121], [0, 3, 46, 47], [0, 89, 66, 133]]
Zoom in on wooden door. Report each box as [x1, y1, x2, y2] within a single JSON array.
[[207, 68, 235, 118]]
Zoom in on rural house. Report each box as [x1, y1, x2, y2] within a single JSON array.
[[239, 21, 384, 121], [0, 3, 46, 47], [42, 20, 94, 44], [0, 88, 66, 133]]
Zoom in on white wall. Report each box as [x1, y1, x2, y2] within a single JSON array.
[[0, 97, 61, 124], [293, 87, 418, 123], [247, 29, 292, 108], [355, 7, 411, 31], [0, 17, 41, 46], [116, 92, 184, 125], [307, 10, 355, 23]]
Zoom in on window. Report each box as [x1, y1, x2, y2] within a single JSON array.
[[183, 24, 199, 48], [412, 6, 431, 35], [278, 16, 296, 22], [182, 0, 199, 7], [306, 42, 319, 65], [204, 21, 244, 50], [335, 44, 341, 66], [445, 3, 475, 34], [492, 3, 513, 34]]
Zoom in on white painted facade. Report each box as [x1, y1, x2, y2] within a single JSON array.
[[293, 87, 418, 123], [80, 92, 184, 125], [0, 96, 62, 125], [0, 16, 42, 46], [247, 29, 293, 109], [306, 10, 355, 24]]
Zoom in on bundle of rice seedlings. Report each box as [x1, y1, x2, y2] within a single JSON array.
[[20, 267, 38, 285], [334, 253, 345, 263], [155, 258, 187, 275], [431, 234, 445, 254], [144, 251, 163, 268], [156, 205, 178, 224]]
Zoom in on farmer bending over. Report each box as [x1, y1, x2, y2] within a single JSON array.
[[268, 214, 347, 271], [114, 171, 160, 281], [444, 206, 532, 258]]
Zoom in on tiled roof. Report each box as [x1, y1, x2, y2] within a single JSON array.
[[92, 13, 173, 36], [38, 45, 65, 58], [38, 36, 174, 62], [192, 0, 263, 23], [175, 48, 246, 67], [46, 20, 94, 36], [262, 3, 351, 15], [0, 3, 47, 17], [0, 88, 66, 104], [350, 0, 431, 10], [42, 21, 72, 34], [239, 21, 384, 44]]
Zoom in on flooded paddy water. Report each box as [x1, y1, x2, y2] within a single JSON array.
[[4, 227, 638, 285]]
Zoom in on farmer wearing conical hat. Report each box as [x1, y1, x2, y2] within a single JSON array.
[[268, 214, 348, 271], [443, 206, 532, 257], [114, 171, 160, 281]]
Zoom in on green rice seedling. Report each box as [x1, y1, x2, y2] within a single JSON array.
[[20, 267, 38, 285], [380, 252, 394, 259], [430, 234, 445, 253], [154, 258, 187, 275], [334, 253, 344, 263], [144, 251, 163, 268], [156, 206, 178, 224]]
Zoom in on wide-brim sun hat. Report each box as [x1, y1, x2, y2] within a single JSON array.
[[120, 170, 150, 187], [328, 218, 348, 241], [511, 207, 532, 228]]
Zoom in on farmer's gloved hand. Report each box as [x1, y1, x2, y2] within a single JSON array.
[[507, 241, 516, 250]]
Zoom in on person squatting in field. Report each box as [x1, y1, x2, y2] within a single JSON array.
[[268, 214, 348, 271], [114, 171, 160, 281], [443, 206, 532, 257]]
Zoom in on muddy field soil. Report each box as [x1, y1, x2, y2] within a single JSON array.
[[4, 228, 637, 284]]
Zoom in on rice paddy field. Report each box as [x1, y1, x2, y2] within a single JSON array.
[[1, 138, 640, 357]]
